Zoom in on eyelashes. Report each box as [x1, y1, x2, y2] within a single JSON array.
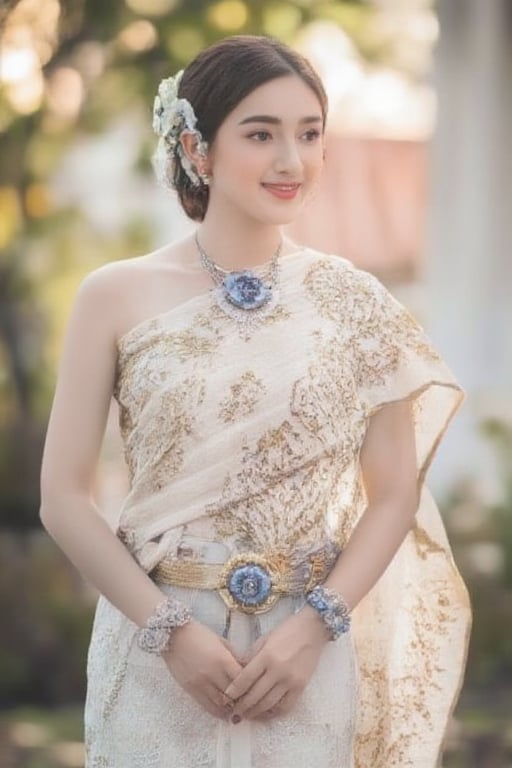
[[248, 131, 272, 142], [247, 129, 322, 143], [303, 129, 322, 142]]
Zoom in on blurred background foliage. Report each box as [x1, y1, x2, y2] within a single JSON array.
[[1, 0, 511, 766]]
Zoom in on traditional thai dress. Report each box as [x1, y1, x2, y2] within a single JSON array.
[[84, 247, 471, 768]]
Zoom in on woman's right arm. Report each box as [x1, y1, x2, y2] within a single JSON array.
[[39, 266, 166, 627], [40, 266, 242, 718]]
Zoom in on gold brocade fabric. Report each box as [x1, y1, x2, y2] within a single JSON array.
[[85, 248, 471, 768]]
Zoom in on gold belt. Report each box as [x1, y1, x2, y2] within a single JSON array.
[[151, 545, 339, 615]]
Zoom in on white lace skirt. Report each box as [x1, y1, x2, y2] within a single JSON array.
[[84, 538, 358, 768]]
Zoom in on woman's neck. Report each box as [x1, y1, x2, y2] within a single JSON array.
[[196, 211, 287, 271]]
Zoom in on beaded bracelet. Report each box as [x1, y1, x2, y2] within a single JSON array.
[[137, 596, 192, 654], [305, 585, 351, 640]]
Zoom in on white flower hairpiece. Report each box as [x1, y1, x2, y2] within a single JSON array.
[[152, 70, 208, 188]]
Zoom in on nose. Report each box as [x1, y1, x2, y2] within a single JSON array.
[[273, 138, 303, 176]]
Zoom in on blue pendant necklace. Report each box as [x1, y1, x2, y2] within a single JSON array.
[[195, 233, 282, 338]]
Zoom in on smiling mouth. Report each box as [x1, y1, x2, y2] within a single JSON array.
[[262, 183, 301, 199]]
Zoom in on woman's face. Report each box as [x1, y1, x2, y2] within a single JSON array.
[[205, 75, 325, 226]]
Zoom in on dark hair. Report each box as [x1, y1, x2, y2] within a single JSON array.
[[172, 35, 328, 221]]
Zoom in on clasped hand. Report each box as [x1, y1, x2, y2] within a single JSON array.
[[164, 607, 329, 722]]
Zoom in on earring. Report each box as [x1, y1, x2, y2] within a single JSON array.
[[199, 169, 211, 186]]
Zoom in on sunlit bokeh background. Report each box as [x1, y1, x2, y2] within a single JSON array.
[[1, 1, 511, 766]]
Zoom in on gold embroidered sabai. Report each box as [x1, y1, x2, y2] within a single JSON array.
[[85, 249, 471, 768]]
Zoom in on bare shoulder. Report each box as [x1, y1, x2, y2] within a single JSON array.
[[71, 259, 138, 345], [77, 244, 179, 298], [73, 239, 194, 342]]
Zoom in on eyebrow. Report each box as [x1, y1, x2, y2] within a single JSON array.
[[238, 115, 323, 126]]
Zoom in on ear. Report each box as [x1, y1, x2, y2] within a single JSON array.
[[180, 131, 210, 177]]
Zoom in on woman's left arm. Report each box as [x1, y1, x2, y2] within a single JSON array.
[[225, 400, 418, 720], [323, 398, 418, 607]]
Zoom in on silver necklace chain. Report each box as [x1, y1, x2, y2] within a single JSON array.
[[194, 233, 282, 287]]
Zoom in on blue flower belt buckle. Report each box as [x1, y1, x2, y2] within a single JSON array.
[[219, 553, 280, 614]]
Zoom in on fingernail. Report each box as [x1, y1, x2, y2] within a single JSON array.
[[231, 715, 242, 725]]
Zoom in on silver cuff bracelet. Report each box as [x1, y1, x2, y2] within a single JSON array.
[[137, 596, 192, 654]]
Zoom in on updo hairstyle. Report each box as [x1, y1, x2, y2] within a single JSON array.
[[156, 35, 327, 222]]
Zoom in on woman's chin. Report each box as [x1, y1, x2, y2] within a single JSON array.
[[258, 202, 305, 227]]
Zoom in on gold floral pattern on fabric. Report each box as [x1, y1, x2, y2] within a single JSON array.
[[85, 249, 469, 767], [354, 563, 466, 768], [258, 303, 292, 327], [115, 303, 227, 401], [218, 371, 267, 423], [209, 421, 312, 547], [303, 259, 441, 392], [291, 330, 364, 446], [124, 377, 206, 496], [209, 334, 367, 552], [413, 523, 447, 560]]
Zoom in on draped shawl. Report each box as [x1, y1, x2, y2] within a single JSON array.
[[109, 248, 471, 767]]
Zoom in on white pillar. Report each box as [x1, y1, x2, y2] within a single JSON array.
[[425, 0, 512, 495]]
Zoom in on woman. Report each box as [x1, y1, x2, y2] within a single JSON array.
[[40, 35, 471, 768]]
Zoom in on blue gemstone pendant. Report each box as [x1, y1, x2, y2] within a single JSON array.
[[195, 233, 282, 338], [222, 271, 272, 310]]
